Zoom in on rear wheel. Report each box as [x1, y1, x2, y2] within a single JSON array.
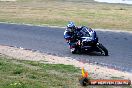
[[97, 43, 108, 56]]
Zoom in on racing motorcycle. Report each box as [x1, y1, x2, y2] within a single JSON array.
[[69, 26, 108, 56]]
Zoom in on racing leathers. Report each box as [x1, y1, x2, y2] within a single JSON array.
[[64, 27, 82, 52]]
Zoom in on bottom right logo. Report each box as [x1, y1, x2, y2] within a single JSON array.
[[79, 67, 131, 86]]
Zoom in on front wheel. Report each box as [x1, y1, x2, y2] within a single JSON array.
[[70, 48, 76, 54], [70, 46, 81, 54], [96, 43, 108, 56]]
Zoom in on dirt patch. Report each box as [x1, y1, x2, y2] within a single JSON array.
[[0, 45, 132, 81]]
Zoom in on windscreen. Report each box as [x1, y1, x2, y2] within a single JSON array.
[[80, 27, 90, 37]]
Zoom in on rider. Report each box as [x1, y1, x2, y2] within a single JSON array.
[[64, 21, 82, 53]]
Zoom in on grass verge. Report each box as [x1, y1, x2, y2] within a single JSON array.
[[0, 55, 132, 88], [0, 0, 132, 31], [0, 55, 81, 88]]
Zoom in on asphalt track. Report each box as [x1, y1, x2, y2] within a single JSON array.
[[0, 23, 132, 72]]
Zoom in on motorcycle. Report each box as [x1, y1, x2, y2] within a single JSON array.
[[70, 26, 108, 56]]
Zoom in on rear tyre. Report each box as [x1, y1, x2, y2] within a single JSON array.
[[97, 43, 108, 56]]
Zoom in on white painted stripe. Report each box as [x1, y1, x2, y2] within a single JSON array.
[[94, 0, 132, 4]]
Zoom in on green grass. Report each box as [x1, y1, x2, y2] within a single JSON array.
[[0, 55, 132, 88], [0, 55, 81, 88], [0, 0, 132, 31]]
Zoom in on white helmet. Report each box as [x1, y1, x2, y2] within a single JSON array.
[[66, 21, 76, 32]]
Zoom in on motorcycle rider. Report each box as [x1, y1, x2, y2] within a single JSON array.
[[64, 21, 82, 53], [64, 22, 107, 55]]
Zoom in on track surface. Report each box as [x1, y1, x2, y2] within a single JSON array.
[[0, 23, 132, 72]]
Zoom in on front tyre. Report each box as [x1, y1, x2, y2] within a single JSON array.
[[97, 43, 108, 56], [70, 47, 81, 54], [70, 48, 76, 54]]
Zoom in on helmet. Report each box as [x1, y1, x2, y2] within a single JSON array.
[[66, 21, 76, 32]]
